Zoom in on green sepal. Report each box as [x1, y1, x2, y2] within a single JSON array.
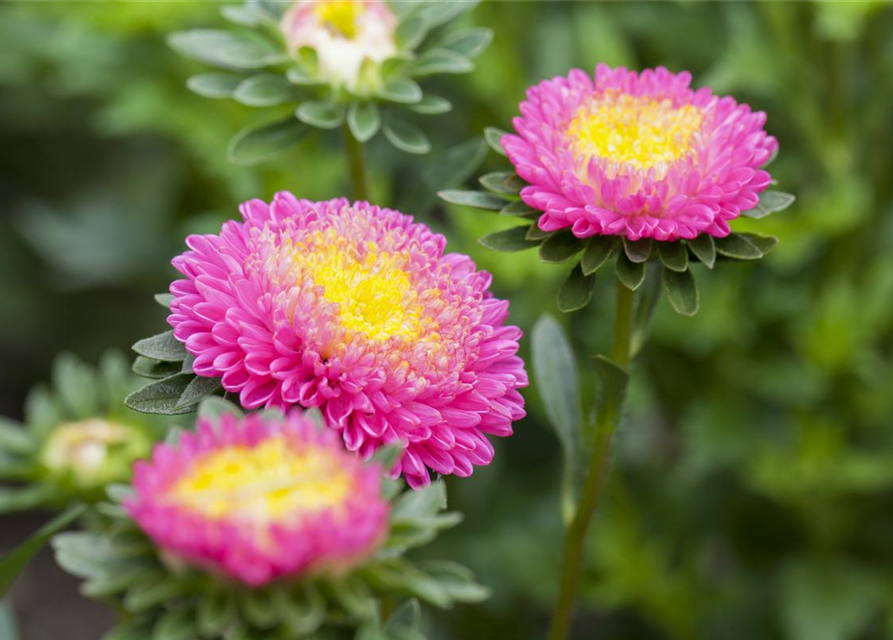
[[124, 374, 199, 415], [197, 590, 238, 638], [687, 234, 716, 268], [173, 376, 222, 411], [478, 226, 541, 252], [415, 561, 491, 603], [478, 172, 521, 196], [436, 27, 493, 59], [154, 293, 174, 308], [656, 241, 689, 272], [742, 191, 795, 219], [123, 571, 184, 612], [500, 201, 537, 217], [227, 117, 310, 166], [616, 253, 646, 291], [662, 267, 699, 316], [132, 356, 182, 380], [437, 190, 507, 211], [556, 263, 595, 313], [0, 484, 57, 516], [168, 30, 278, 71], [539, 231, 583, 264], [581, 237, 615, 276], [395, 16, 428, 51], [242, 589, 279, 629], [348, 102, 381, 143], [377, 78, 423, 104], [233, 74, 294, 107], [407, 94, 451, 115], [740, 232, 778, 255], [622, 237, 652, 263], [0, 419, 35, 456], [296, 102, 345, 129], [153, 608, 197, 640], [714, 233, 763, 260], [273, 584, 326, 636], [186, 73, 243, 99], [525, 224, 551, 241], [383, 118, 431, 154], [410, 49, 473, 77]]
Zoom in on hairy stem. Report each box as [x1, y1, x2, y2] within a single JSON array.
[[343, 123, 369, 201]]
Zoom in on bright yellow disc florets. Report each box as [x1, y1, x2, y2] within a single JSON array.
[[568, 91, 704, 174], [169, 437, 349, 521], [315, 0, 366, 39]]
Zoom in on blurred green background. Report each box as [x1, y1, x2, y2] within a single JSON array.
[[3, 1, 893, 639]]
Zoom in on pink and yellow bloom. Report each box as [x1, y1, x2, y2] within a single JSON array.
[[281, 0, 397, 92], [503, 65, 778, 241], [126, 412, 388, 586], [167, 195, 527, 488]]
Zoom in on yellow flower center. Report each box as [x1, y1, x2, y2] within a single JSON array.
[[293, 233, 428, 342], [568, 91, 703, 173], [315, 0, 366, 39], [169, 436, 350, 521]]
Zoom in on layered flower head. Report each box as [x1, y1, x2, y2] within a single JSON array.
[[126, 412, 388, 586], [168, 195, 527, 488], [503, 64, 778, 241], [281, 0, 397, 91]]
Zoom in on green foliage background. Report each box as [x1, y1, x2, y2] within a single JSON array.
[[2, 2, 893, 639]]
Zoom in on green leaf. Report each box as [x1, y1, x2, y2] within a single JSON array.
[[531, 315, 582, 522], [377, 78, 423, 104], [383, 119, 430, 154], [233, 74, 294, 107], [347, 102, 381, 143], [197, 590, 237, 639], [395, 16, 428, 51], [407, 94, 451, 115], [198, 396, 244, 422], [0, 504, 85, 598], [124, 571, 183, 612], [416, 561, 491, 603], [438, 190, 506, 211], [590, 355, 629, 442], [557, 263, 595, 312], [103, 618, 154, 640], [186, 73, 243, 99], [622, 237, 652, 263], [437, 27, 493, 59], [0, 485, 55, 515], [484, 127, 509, 156], [539, 231, 583, 264], [687, 234, 716, 269], [656, 241, 689, 272], [285, 65, 325, 87], [662, 267, 699, 316], [616, 254, 646, 291], [273, 584, 326, 636], [715, 233, 763, 260], [153, 609, 196, 640], [581, 237, 615, 276], [168, 30, 277, 70], [132, 356, 181, 380], [363, 560, 451, 609], [296, 101, 345, 129], [478, 172, 520, 196], [53, 354, 97, 418], [416, 1, 475, 28], [0, 419, 33, 456], [743, 190, 796, 219], [384, 599, 421, 633], [220, 5, 273, 28], [124, 374, 197, 415], [478, 226, 540, 252], [500, 201, 538, 217], [227, 117, 310, 166], [174, 375, 222, 411], [154, 293, 173, 308], [243, 589, 278, 629], [526, 224, 551, 241], [740, 232, 778, 255], [631, 265, 662, 357]]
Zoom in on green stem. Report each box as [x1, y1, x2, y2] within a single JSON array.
[[548, 279, 635, 640], [343, 123, 368, 201]]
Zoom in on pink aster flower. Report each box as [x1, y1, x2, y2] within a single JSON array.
[[503, 64, 778, 241], [167, 195, 527, 489], [125, 411, 388, 586]]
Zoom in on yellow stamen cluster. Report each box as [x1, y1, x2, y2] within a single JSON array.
[[568, 91, 703, 173], [293, 232, 430, 342], [315, 0, 366, 39], [170, 437, 349, 521]]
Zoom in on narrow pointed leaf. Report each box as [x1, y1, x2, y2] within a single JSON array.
[[656, 241, 689, 272], [688, 234, 716, 268], [539, 231, 583, 264], [438, 190, 506, 211], [479, 172, 520, 195], [743, 191, 795, 219], [478, 226, 540, 252], [437, 27, 493, 59], [411, 49, 473, 77], [174, 375, 222, 410], [556, 264, 595, 312], [500, 201, 537, 216], [227, 117, 310, 166], [581, 237, 615, 276], [132, 330, 186, 362], [0, 504, 86, 598], [124, 374, 197, 415], [662, 267, 699, 316], [616, 254, 646, 291]]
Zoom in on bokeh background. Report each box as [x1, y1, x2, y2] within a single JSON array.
[[3, 1, 893, 639]]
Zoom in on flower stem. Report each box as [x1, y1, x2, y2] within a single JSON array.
[[343, 123, 369, 201], [548, 279, 635, 640]]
